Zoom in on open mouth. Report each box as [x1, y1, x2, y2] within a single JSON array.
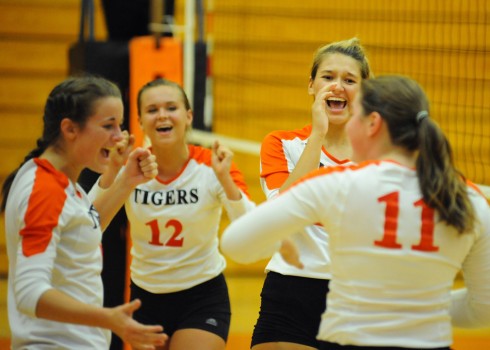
[[157, 126, 173, 133], [326, 97, 347, 110], [101, 148, 111, 158]]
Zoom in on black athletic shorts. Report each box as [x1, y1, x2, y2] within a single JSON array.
[[319, 342, 451, 350], [130, 273, 231, 341], [251, 271, 330, 348]]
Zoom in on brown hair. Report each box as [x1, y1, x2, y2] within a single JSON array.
[[360, 75, 475, 233], [1, 75, 121, 212], [310, 37, 372, 80], [137, 78, 191, 116]]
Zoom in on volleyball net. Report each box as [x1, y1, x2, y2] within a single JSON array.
[[188, 129, 490, 200], [195, 0, 489, 200], [168, 1, 490, 199]]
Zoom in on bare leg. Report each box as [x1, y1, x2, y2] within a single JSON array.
[[252, 342, 318, 350], [168, 328, 226, 350]]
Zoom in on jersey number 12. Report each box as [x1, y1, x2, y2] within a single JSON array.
[[146, 219, 184, 247]]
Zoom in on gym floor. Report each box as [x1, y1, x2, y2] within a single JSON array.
[[1, 274, 489, 349]]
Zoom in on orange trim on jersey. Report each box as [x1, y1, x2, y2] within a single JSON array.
[[229, 162, 251, 198], [20, 159, 69, 257], [188, 143, 212, 165], [466, 179, 489, 202], [151, 144, 251, 198], [261, 125, 351, 190], [291, 159, 380, 187], [153, 147, 193, 185], [321, 147, 351, 165], [467, 180, 481, 194], [260, 126, 310, 190], [152, 144, 205, 185]]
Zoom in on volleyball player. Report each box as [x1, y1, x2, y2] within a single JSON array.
[[92, 78, 256, 350], [221, 75, 490, 349], [1, 76, 167, 349], [252, 38, 372, 350]]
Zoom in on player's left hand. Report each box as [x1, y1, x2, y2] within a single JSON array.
[[211, 140, 233, 178]]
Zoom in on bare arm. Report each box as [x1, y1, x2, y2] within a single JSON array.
[[36, 289, 167, 350], [99, 131, 135, 189], [279, 84, 335, 192], [221, 180, 319, 263], [93, 148, 157, 231], [274, 85, 336, 261], [212, 140, 242, 201]]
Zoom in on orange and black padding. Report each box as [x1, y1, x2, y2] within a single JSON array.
[[129, 35, 183, 147]]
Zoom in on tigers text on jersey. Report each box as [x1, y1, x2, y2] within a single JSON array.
[[260, 124, 351, 278], [221, 160, 490, 347], [125, 144, 255, 293], [5, 159, 110, 349]]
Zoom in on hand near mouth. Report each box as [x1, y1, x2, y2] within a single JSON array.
[[100, 131, 136, 189], [311, 84, 337, 138], [110, 130, 136, 168]]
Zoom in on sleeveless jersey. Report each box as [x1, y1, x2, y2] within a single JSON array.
[[222, 160, 490, 347], [5, 159, 110, 349], [125, 144, 255, 293], [260, 124, 351, 278]]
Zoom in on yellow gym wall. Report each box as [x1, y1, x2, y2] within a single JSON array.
[[0, 0, 489, 277]]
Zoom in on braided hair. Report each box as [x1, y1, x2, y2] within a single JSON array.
[[1, 75, 121, 212]]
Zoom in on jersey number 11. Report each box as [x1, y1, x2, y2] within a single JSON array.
[[375, 191, 439, 252]]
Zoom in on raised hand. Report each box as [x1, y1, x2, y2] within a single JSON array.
[[211, 140, 233, 179], [122, 148, 158, 188], [110, 130, 135, 169], [311, 83, 337, 138], [210, 140, 242, 201]]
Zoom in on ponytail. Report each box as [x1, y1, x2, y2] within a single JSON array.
[[1, 138, 47, 212], [416, 118, 475, 233], [1, 75, 122, 213], [361, 75, 475, 234]]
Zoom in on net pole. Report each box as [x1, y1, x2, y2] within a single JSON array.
[[184, 0, 195, 105]]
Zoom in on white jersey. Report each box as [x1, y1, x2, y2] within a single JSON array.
[[221, 160, 490, 347], [260, 124, 352, 278], [5, 159, 110, 349], [125, 144, 255, 293]]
